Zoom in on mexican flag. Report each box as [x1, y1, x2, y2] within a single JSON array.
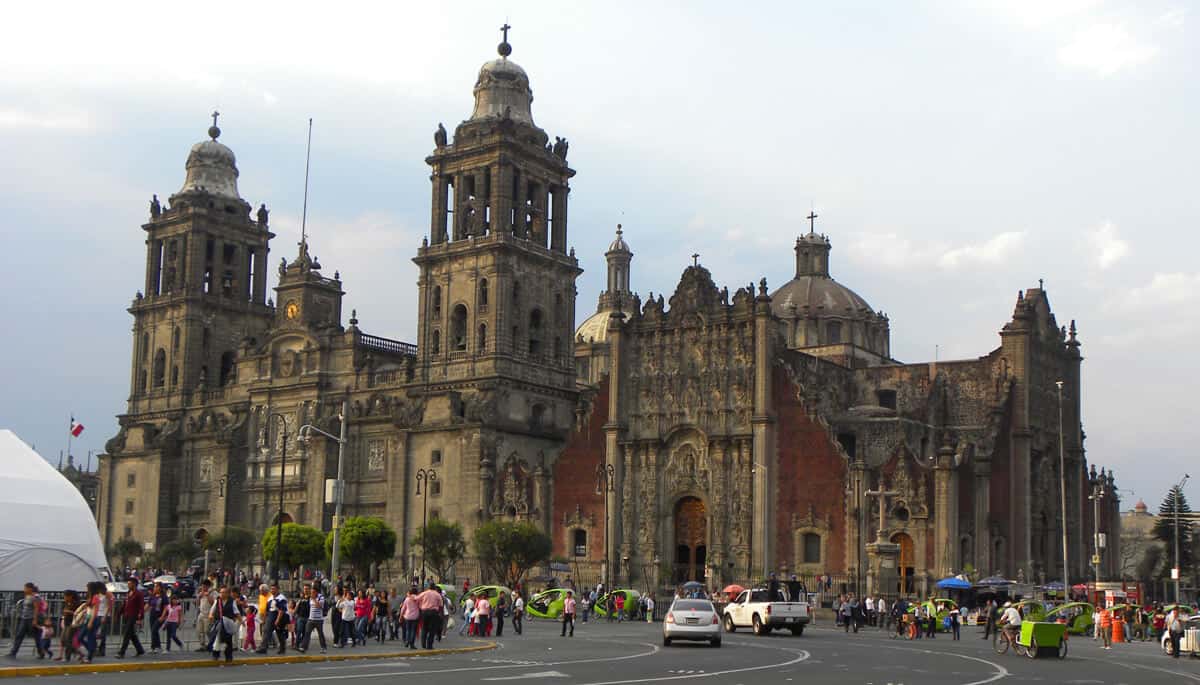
[[69, 417, 85, 437]]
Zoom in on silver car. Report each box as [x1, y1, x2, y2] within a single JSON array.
[[663, 598, 722, 647]]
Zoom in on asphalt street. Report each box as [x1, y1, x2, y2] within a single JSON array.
[[3, 619, 1198, 684]]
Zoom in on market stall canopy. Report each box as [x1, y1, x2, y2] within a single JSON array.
[[722, 584, 745, 597], [974, 575, 1015, 588], [936, 576, 971, 590], [0, 430, 109, 590]]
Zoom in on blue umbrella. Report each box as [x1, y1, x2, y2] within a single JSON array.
[[936, 576, 971, 590]]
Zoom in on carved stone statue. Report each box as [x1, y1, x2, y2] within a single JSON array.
[[552, 136, 570, 160], [257, 203, 269, 227], [434, 123, 447, 148], [150, 194, 161, 219], [279, 257, 287, 277]]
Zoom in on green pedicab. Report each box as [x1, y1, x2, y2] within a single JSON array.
[[436, 583, 460, 607], [593, 589, 641, 619], [526, 588, 569, 619], [466, 585, 513, 609], [1017, 622, 1068, 659], [1013, 599, 1047, 622], [907, 598, 958, 632], [1044, 602, 1094, 636]]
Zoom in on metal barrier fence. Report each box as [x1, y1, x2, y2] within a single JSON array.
[[1, 592, 212, 650]]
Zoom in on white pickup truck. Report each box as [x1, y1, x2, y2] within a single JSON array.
[[723, 587, 811, 636]]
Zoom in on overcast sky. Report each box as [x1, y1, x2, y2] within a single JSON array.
[[1, 1, 1196, 509]]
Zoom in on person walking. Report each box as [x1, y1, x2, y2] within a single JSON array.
[[78, 583, 100, 663], [417, 582, 443, 649], [1166, 606, 1185, 658], [353, 590, 370, 646], [840, 596, 853, 633], [197, 580, 217, 652], [981, 599, 996, 640], [57, 590, 80, 662], [401, 589, 420, 648], [161, 595, 185, 651], [877, 597, 888, 631], [146, 583, 164, 653], [255, 584, 279, 654], [561, 590, 576, 637], [949, 606, 961, 640], [645, 594, 655, 623], [292, 588, 310, 650], [495, 592, 507, 636], [336, 591, 356, 647], [271, 589, 290, 654], [459, 593, 475, 636], [511, 592, 525, 635], [300, 585, 328, 653], [474, 593, 492, 637], [7, 582, 45, 659], [209, 586, 242, 663], [116, 578, 146, 659], [1098, 605, 1113, 650]]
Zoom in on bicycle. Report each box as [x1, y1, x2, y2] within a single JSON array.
[[890, 614, 918, 640], [993, 626, 1029, 656]]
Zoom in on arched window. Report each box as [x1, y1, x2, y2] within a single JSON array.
[[572, 529, 588, 557], [431, 330, 441, 355], [477, 322, 488, 352], [554, 292, 563, 322], [141, 333, 150, 361], [170, 365, 179, 387], [827, 321, 842, 344], [152, 349, 166, 387], [530, 403, 546, 429], [528, 309, 543, 355], [172, 327, 180, 353], [802, 532, 821, 564], [219, 350, 237, 385], [451, 304, 468, 351], [479, 279, 489, 308], [432, 285, 442, 318]]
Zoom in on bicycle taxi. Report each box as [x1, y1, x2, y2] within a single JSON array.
[[995, 621, 1069, 659]]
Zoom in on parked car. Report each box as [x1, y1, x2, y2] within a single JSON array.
[[723, 587, 810, 636], [526, 588, 570, 619], [466, 585, 513, 609], [663, 598, 721, 647]]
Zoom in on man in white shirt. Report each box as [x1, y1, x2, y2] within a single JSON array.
[[865, 596, 876, 626], [998, 601, 1022, 642], [876, 597, 888, 630], [644, 595, 655, 623]]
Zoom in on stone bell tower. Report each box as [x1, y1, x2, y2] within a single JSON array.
[[406, 27, 582, 538]]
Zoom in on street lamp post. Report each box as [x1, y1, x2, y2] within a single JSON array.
[[595, 462, 615, 587], [299, 399, 349, 581], [415, 468, 438, 585], [1174, 474, 1190, 604], [1088, 477, 1105, 589], [1056, 381, 1070, 601], [261, 412, 291, 582]]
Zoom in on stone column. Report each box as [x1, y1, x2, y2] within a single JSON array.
[[866, 539, 900, 598], [550, 184, 568, 253], [492, 162, 512, 238], [934, 437, 958, 577], [429, 170, 447, 243], [751, 280, 774, 577], [533, 465, 549, 532], [973, 450, 992, 575], [602, 309, 626, 586], [620, 443, 635, 584], [479, 457, 494, 522]]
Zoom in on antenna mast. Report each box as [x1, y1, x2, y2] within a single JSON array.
[[300, 117, 313, 247]]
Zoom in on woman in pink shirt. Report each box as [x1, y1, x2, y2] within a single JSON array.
[[159, 596, 185, 651], [401, 589, 420, 648], [353, 591, 371, 646], [475, 595, 492, 636]]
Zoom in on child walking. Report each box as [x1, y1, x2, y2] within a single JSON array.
[[161, 596, 185, 651], [38, 617, 55, 659], [242, 605, 258, 652]]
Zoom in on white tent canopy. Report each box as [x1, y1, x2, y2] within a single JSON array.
[[0, 430, 109, 590]]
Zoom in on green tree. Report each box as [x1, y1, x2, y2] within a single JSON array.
[[109, 537, 143, 569], [156, 538, 199, 572], [205, 526, 258, 570], [414, 517, 466, 582], [262, 523, 327, 574], [472, 520, 552, 588], [1152, 485, 1195, 582], [326, 517, 396, 582]]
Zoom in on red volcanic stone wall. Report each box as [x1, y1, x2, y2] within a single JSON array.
[[551, 378, 609, 559], [772, 365, 849, 573]]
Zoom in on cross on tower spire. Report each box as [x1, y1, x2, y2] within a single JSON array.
[[807, 210, 819, 233], [500, 22, 511, 42], [692, 253, 700, 267], [212, 110, 220, 127], [497, 22, 513, 57]]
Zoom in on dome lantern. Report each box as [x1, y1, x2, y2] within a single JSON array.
[[173, 111, 244, 203]]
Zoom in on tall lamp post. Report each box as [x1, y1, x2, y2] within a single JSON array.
[[595, 462, 615, 587], [1174, 474, 1190, 604], [1056, 380, 1070, 601], [298, 399, 349, 581], [1088, 476, 1105, 589], [261, 412, 291, 582], [415, 468, 438, 585]]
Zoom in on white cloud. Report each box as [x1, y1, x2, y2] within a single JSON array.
[[1117, 271, 1200, 309], [1058, 22, 1159, 76], [1089, 221, 1130, 269], [938, 231, 1026, 269], [0, 108, 93, 131], [1155, 7, 1188, 29]]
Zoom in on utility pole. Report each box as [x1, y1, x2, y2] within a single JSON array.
[[299, 399, 348, 581], [415, 468, 438, 585], [1088, 478, 1104, 588], [1056, 381, 1069, 601], [262, 412, 291, 582]]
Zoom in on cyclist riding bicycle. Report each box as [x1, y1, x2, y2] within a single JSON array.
[[998, 601, 1022, 643]]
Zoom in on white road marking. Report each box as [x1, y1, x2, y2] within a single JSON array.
[[482, 670, 569, 680], [1073, 655, 1200, 683], [205, 642, 660, 685], [568, 648, 810, 685], [810, 638, 1009, 685]]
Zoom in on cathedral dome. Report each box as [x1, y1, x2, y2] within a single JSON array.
[[771, 274, 875, 318], [575, 309, 614, 344], [469, 39, 536, 127], [607, 227, 630, 254], [175, 120, 242, 201]]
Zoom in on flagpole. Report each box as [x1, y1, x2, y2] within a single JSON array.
[[66, 412, 73, 465]]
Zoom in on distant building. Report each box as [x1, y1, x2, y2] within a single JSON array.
[[1119, 499, 1163, 579], [59, 454, 100, 519]]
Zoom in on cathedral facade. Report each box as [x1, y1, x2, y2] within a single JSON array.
[[99, 35, 1120, 594]]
